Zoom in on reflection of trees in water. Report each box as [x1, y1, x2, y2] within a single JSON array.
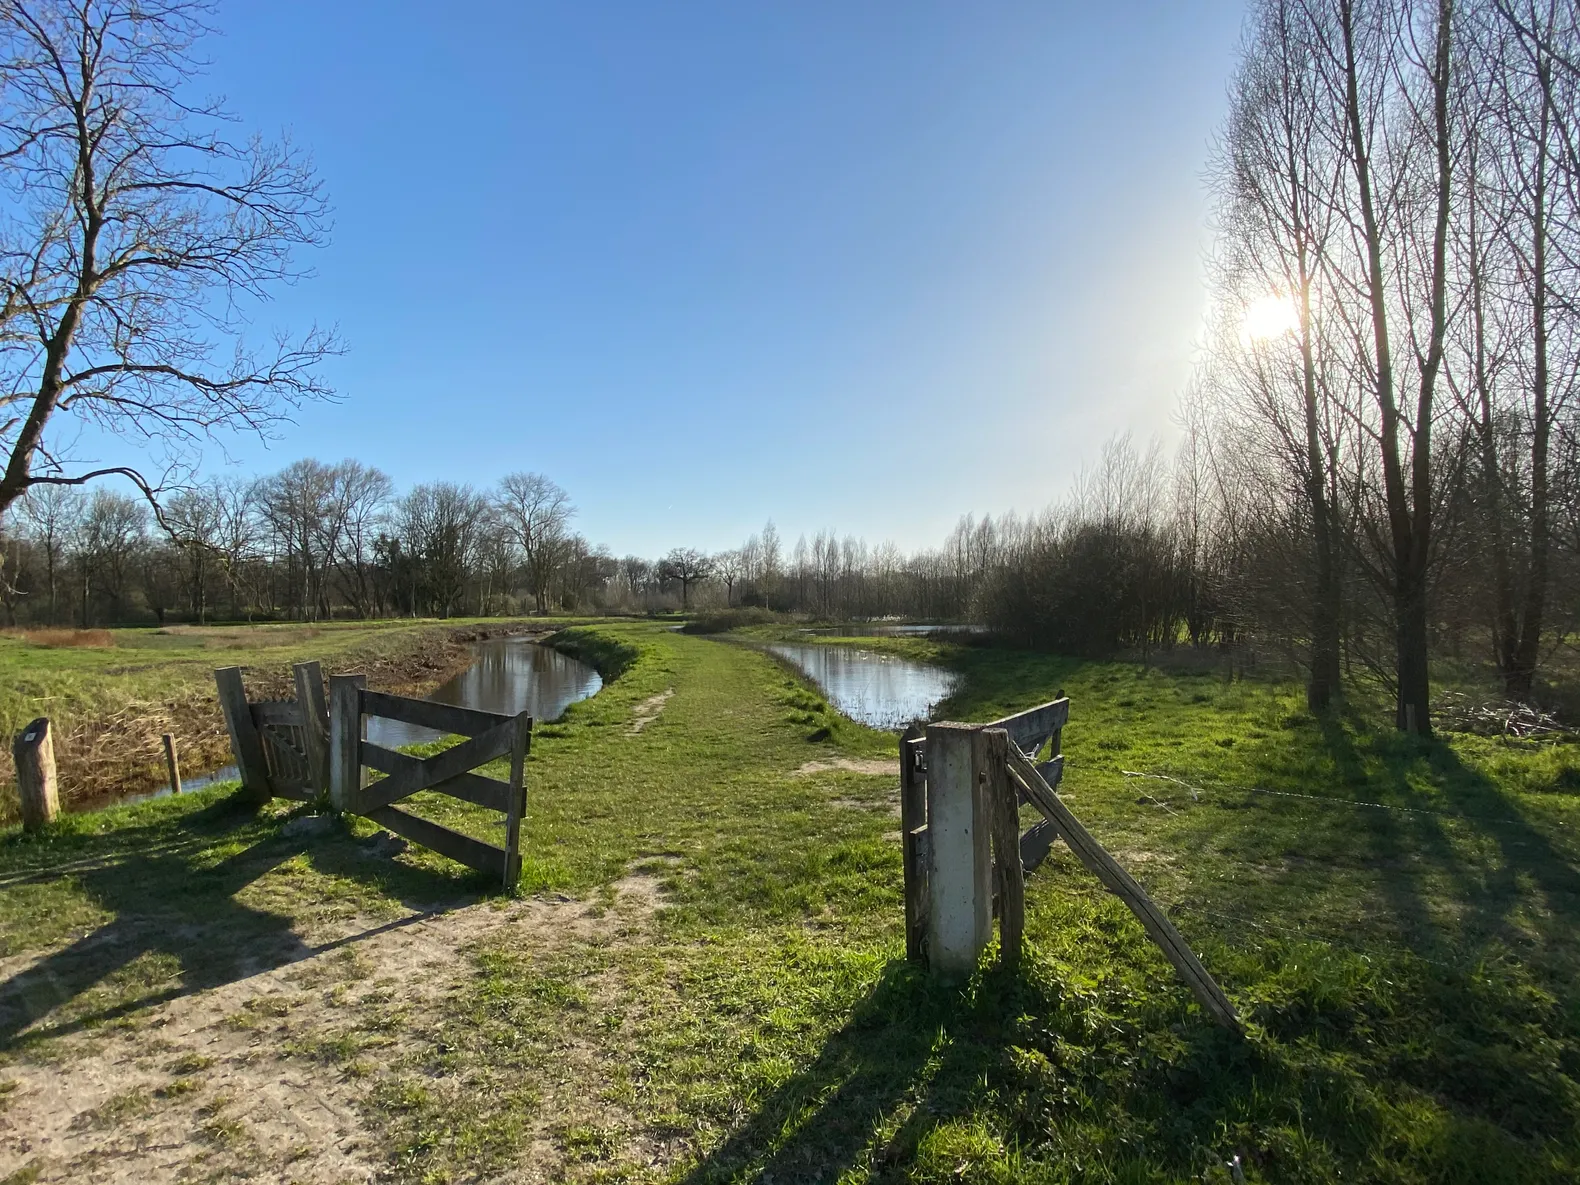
[[771, 646, 957, 729], [368, 640, 601, 748]]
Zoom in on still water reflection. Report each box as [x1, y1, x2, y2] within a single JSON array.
[[367, 636, 602, 748], [768, 643, 958, 730], [799, 623, 987, 637]]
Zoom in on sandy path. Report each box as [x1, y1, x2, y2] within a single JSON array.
[[0, 879, 661, 1184]]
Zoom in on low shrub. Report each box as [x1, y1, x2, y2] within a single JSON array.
[[681, 607, 788, 634]]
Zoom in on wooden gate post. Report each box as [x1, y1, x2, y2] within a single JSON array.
[[980, 727, 1024, 971], [12, 717, 59, 830], [293, 661, 331, 796], [328, 673, 367, 814], [162, 733, 182, 796], [925, 722, 992, 977], [215, 666, 271, 804], [502, 711, 530, 889]]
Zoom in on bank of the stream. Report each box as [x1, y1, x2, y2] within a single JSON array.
[[0, 617, 608, 816], [0, 621, 1577, 1183]]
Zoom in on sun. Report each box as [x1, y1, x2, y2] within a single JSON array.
[[1240, 292, 1299, 343]]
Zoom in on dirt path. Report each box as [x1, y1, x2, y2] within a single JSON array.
[[0, 877, 662, 1184], [626, 688, 673, 735]]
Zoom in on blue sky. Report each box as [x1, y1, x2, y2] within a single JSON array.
[[186, 1, 1246, 556]]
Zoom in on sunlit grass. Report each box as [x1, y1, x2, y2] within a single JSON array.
[[0, 622, 1576, 1182]]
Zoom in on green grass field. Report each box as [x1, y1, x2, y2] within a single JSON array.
[[0, 621, 1576, 1183]]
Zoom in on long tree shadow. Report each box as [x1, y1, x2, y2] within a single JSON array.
[[0, 795, 484, 1052], [677, 957, 1249, 1184], [1305, 714, 1580, 966], [1131, 713, 1580, 1153]]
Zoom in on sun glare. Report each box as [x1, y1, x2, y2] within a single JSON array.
[[1241, 293, 1299, 343]]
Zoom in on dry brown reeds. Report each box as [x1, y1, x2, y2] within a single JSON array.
[[2, 628, 116, 648]]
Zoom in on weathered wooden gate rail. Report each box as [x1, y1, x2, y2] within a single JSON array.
[[900, 697, 1242, 1034], [215, 665, 530, 887], [330, 676, 530, 888]]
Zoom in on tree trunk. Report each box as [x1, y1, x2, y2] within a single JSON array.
[[1509, 55, 1554, 703]]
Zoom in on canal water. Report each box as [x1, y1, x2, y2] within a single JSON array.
[[799, 623, 987, 637], [112, 636, 601, 808], [366, 636, 601, 748], [768, 643, 958, 730]]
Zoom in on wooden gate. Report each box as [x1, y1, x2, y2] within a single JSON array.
[[899, 696, 1241, 1034], [215, 663, 330, 803], [328, 675, 531, 887]]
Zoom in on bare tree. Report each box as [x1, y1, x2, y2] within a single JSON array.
[[255, 459, 336, 619], [495, 472, 574, 614], [211, 475, 259, 619], [1300, 0, 1457, 733], [714, 548, 743, 606], [165, 482, 223, 622], [19, 482, 80, 621], [75, 487, 144, 622], [759, 519, 782, 601], [1460, 0, 1580, 698], [396, 482, 488, 618], [659, 547, 712, 610], [324, 461, 392, 618], [1211, 0, 1349, 708], [0, 0, 337, 520]]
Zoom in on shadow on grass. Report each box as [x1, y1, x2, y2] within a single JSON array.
[[677, 957, 1249, 1185], [0, 793, 486, 1052], [1252, 712, 1580, 965]]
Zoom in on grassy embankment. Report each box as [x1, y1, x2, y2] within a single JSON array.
[[0, 620, 1577, 1183], [0, 617, 601, 813]]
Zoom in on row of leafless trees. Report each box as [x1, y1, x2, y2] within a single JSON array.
[[0, 471, 1014, 624], [0, 464, 607, 624], [1181, 0, 1580, 732], [968, 0, 1580, 731]]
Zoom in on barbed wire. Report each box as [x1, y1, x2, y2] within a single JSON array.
[[1118, 770, 1565, 828]]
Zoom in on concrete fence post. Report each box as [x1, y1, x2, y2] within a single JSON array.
[[924, 722, 992, 977]]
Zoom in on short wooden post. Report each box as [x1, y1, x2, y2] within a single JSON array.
[[215, 666, 271, 804], [925, 722, 992, 977], [980, 728, 1023, 971], [162, 732, 182, 795], [293, 661, 331, 795], [899, 724, 928, 963], [12, 717, 59, 830], [329, 673, 366, 814], [502, 712, 531, 889]]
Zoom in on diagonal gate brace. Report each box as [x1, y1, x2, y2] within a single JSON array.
[[1005, 745, 1243, 1035]]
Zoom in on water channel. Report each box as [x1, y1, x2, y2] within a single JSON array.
[[798, 623, 987, 637], [366, 636, 602, 748], [100, 636, 601, 809], [768, 643, 959, 730]]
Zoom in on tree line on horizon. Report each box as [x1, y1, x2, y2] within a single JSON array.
[[0, 460, 1009, 626]]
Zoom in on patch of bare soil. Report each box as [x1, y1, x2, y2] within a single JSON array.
[[792, 758, 896, 777], [626, 689, 673, 735], [0, 875, 665, 1185]]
